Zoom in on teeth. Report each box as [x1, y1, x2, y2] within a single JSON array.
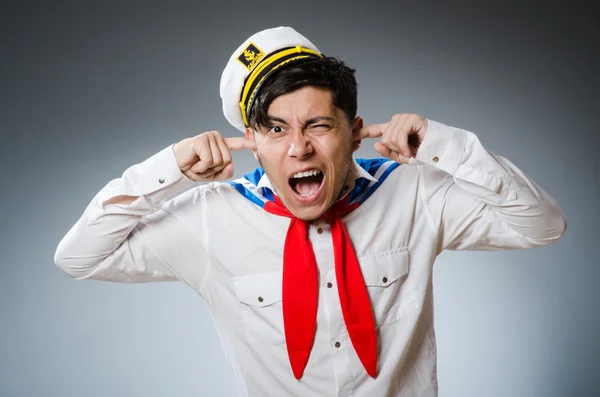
[[292, 169, 321, 179]]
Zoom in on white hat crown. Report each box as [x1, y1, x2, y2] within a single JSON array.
[[220, 26, 322, 132]]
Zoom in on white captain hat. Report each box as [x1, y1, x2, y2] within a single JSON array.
[[219, 26, 324, 132]]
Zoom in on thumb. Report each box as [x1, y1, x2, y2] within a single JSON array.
[[374, 141, 410, 164]]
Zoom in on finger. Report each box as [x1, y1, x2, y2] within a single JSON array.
[[195, 167, 221, 179], [193, 161, 226, 179], [378, 139, 403, 158], [183, 167, 217, 182], [374, 141, 410, 164], [374, 140, 393, 158], [190, 137, 213, 174], [355, 123, 386, 140], [381, 121, 404, 153], [225, 137, 256, 151], [216, 134, 233, 166], [391, 116, 412, 157], [207, 133, 223, 167], [386, 117, 412, 158], [395, 128, 412, 158], [211, 163, 235, 181], [204, 134, 233, 175], [191, 162, 234, 182]]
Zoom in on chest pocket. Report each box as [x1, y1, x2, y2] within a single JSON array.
[[233, 271, 285, 345], [359, 248, 421, 325]]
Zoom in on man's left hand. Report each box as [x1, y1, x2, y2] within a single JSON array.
[[355, 114, 428, 164]]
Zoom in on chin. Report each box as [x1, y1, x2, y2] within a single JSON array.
[[294, 208, 326, 221], [284, 200, 328, 221]]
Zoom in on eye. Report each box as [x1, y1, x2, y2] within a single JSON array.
[[268, 125, 285, 134], [310, 124, 331, 131]]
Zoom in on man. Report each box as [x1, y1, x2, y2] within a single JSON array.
[[54, 26, 567, 396]]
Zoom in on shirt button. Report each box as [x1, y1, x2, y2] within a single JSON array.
[[327, 282, 333, 288], [382, 277, 388, 283], [257, 296, 264, 303], [158, 177, 165, 183], [432, 156, 439, 163], [317, 228, 323, 234], [335, 341, 341, 348]]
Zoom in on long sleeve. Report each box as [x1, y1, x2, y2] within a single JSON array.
[[54, 144, 210, 290], [409, 119, 567, 253]]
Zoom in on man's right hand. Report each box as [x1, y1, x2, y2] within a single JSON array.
[[173, 131, 256, 182]]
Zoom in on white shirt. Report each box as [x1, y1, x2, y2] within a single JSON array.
[[54, 119, 567, 397]]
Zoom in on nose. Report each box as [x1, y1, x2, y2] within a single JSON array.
[[287, 129, 313, 159]]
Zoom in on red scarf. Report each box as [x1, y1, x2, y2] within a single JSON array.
[[264, 196, 377, 380]]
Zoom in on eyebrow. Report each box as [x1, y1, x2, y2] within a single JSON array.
[[266, 115, 337, 126]]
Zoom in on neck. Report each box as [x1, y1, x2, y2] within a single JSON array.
[[335, 162, 357, 202]]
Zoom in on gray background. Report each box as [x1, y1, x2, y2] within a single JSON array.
[[1, 0, 598, 396]]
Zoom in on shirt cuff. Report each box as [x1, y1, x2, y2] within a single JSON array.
[[409, 119, 467, 175], [103, 143, 197, 206]]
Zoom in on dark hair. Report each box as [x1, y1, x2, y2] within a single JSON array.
[[248, 57, 358, 129]]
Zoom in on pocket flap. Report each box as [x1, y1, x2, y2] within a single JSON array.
[[359, 248, 409, 287], [233, 271, 283, 307]]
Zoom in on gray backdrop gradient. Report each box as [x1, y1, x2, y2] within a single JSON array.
[[1, 1, 598, 396]]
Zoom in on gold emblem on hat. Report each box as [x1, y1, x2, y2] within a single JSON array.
[[237, 42, 265, 71]]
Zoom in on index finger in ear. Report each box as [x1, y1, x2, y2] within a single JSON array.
[[224, 137, 256, 151], [355, 123, 386, 140]]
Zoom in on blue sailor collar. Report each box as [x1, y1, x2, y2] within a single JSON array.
[[228, 157, 400, 209]]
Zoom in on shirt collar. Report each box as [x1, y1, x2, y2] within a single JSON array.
[[256, 157, 379, 192]]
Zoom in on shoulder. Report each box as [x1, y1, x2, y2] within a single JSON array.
[[409, 162, 455, 204], [357, 158, 453, 197], [162, 181, 242, 214], [355, 157, 423, 186]]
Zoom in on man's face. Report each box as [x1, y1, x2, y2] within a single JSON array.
[[245, 86, 361, 221]]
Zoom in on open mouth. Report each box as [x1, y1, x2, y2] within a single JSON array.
[[289, 169, 325, 199]]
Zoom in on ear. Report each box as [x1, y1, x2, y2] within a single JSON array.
[[351, 116, 363, 152], [244, 127, 260, 161]]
